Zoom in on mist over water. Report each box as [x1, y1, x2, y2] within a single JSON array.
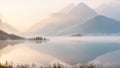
[[0, 1, 120, 68], [0, 36, 120, 68]]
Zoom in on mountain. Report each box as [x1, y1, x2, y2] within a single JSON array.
[[0, 30, 24, 40], [96, 3, 120, 21], [58, 15, 120, 35], [69, 3, 97, 21], [25, 3, 76, 35], [0, 19, 18, 34], [25, 3, 97, 36]]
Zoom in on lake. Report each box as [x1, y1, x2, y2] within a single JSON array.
[[0, 36, 120, 68]]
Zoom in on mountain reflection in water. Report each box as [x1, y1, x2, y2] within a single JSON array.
[[0, 36, 120, 68]]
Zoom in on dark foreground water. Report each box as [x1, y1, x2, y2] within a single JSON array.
[[0, 36, 120, 68]]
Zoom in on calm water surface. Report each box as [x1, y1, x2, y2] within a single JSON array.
[[0, 36, 120, 68]]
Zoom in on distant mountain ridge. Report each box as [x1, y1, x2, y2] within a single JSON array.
[[25, 2, 120, 36], [58, 15, 120, 35], [96, 3, 120, 21], [26, 3, 97, 36]]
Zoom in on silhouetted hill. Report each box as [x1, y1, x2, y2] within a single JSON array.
[[0, 30, 24, 40]]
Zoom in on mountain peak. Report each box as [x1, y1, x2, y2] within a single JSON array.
[[95, 15, 106, 18], [70, 2, 97, 17], [75, 2, 90, 9], [60, 15, 120, 35], [77, 2, 88, 7]]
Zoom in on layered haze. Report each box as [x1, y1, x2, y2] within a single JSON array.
[[0, 19, 18, 34], [26, 3, 97, 36], [0, 0, 120, 32]]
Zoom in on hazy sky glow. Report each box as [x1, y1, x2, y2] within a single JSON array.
[[0, 0, 119, 32]]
